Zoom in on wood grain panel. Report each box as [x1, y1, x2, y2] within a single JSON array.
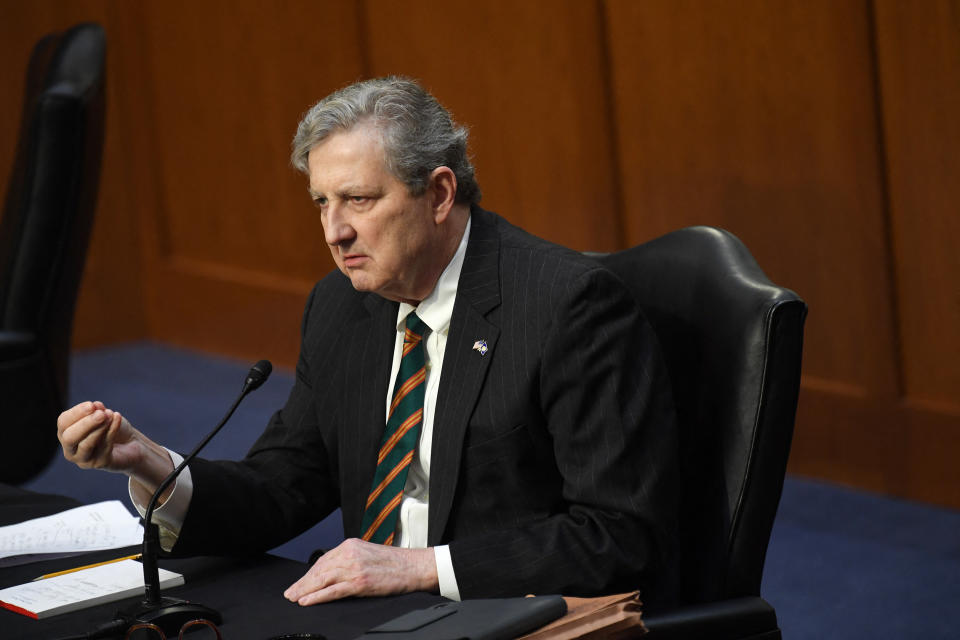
[[135, 0, 354, 280], [148, 260, 308, 369], [362, 0, 623, 253], [604, 0, 898, 398], [790, 386, 960, 508], [0, 2, 148, 347], [872, 0, 960, 411], [129, 0, 365, 366]]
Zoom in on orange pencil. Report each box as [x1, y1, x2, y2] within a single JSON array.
[[31, 553, 142, 581]]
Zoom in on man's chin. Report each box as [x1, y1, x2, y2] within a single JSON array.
[[343, 271, 377, 294], [348, 280, 373, 293], [339, 269, 407, 302]]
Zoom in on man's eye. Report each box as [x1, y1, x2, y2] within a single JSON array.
[[350, 196, 368, 204], [313, 197, 327, 207]]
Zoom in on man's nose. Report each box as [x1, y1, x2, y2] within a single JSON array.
[[323, 204, 355, 246]]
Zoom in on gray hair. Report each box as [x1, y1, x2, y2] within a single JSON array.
[[291, 76, 481, 205]]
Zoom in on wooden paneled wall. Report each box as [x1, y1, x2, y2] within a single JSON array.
[[1, 1, 958, 508]]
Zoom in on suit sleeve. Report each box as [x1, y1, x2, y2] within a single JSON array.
[[169, 282, 341, 556], [448, 266, 680, 607]]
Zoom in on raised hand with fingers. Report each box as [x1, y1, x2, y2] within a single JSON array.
[[58, 401, 136, 471], [57, 401, 176, 499]]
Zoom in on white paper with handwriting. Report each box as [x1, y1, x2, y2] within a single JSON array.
[[0, 500, 143, 562]]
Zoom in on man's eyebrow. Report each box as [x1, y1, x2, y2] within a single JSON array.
[[308, 184, 383, 201], [337, 183, 378, 195]]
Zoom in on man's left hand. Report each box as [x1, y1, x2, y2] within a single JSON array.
[[283, 538, 439, 606]]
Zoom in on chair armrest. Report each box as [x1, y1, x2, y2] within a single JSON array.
[[0, 331, 39, 360], [644, 596, 779, 639]]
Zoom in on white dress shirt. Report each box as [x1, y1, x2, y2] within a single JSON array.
[[387, 216, 470, 601], [131, 217, 471, 601]]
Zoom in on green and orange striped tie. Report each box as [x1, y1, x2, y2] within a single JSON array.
[[360, 312, 428, 545]]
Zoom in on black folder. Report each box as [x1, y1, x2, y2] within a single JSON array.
[[354, 595, 567, 640]]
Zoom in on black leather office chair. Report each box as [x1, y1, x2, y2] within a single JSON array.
[[0, 23, 106, 484], [598, 226, 807, 639]]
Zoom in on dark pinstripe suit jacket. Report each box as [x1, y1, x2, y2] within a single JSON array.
[[177, 207, 679, 606]]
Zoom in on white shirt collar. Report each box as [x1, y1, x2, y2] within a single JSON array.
[[396, 216, 471, 335]]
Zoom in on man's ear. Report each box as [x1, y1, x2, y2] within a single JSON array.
[[428, 166, 457, 224]]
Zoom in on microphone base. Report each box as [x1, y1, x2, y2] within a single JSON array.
[[123, 596, 222, 635]]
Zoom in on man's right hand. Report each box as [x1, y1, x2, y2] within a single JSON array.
[[58, 401, 140, 472], [57, 401, 175, 500]]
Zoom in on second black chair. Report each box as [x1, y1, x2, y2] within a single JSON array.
[[0, 23, 106, 484], [599, 226, 807, 639]]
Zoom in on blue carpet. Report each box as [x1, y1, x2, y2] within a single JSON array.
[[763, 477, 960, 637], [24, 342, 960, 638]]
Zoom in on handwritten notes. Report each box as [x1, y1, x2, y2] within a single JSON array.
[[0, 501, 143, 564]]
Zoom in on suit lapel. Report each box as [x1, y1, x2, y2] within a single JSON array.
[[428, 208, 502, 545]]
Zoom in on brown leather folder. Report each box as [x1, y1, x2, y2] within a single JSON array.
[[518, 591, 645, 639]]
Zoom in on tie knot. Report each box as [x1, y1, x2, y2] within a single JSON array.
[[405, 312, 428, 341]]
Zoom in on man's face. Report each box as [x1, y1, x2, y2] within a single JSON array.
[[307, 126, 438, 303]]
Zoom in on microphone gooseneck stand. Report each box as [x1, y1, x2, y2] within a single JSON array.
[[114, 360, 274, 636]]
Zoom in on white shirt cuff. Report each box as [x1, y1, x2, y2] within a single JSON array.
[[434, 544, 461, 601], [128, 448, 193, 552]]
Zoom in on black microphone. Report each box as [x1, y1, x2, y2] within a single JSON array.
[[243, 359, 272, 392], [122, 359, 273, 634]]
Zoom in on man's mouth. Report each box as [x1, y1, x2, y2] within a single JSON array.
[[342, 253, 367, 268]]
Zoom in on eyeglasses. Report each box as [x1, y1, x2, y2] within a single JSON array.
[[125, 618, 221, 640]]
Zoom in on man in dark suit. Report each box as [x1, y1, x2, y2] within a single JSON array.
[[57, 77, 679, 609]]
